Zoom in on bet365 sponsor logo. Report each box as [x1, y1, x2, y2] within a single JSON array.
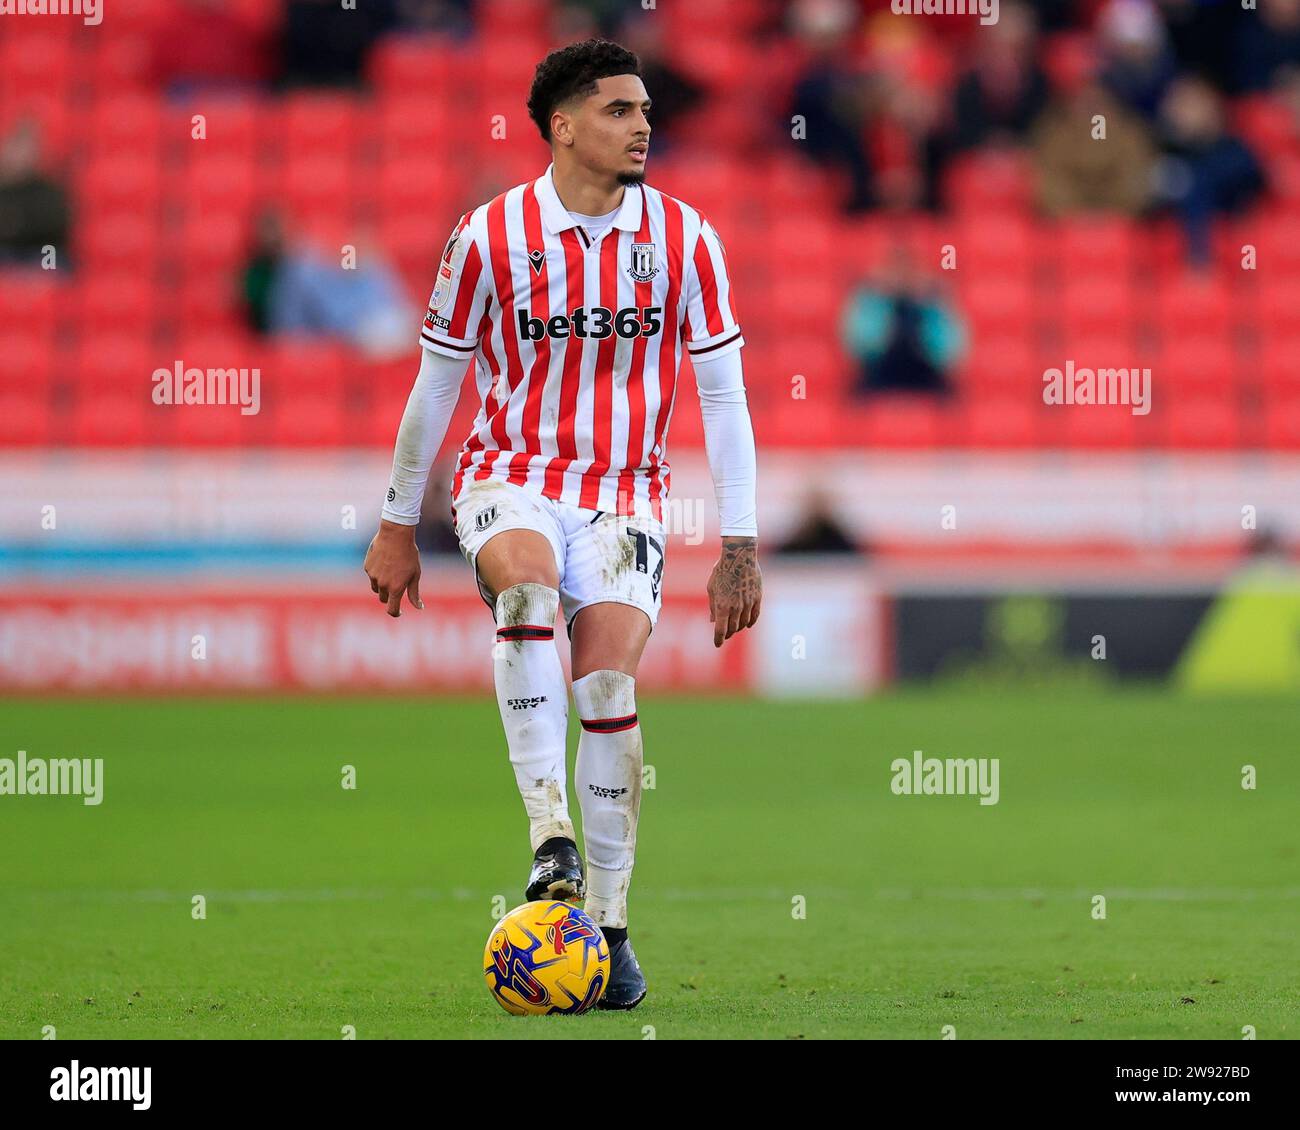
[[517, 305, 662, 341]]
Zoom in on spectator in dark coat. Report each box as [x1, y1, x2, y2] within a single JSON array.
[[0, 120, 68, 265]]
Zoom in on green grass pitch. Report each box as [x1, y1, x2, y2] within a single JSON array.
[[1, 689, 1296, 1039]]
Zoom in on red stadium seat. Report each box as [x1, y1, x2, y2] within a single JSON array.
[[1057, 275, 1141, 339], [1155, 274, 1233, 343], [1233, 95, 1296, 156], [70, 392, 151, 447], [79, 213, 162, 273], [0, 33, 74, 98], [79, 154, 163, 217], [1141, 219, 1193, 280], [1154, 341, 1237, 394], [962, 277, 1035, 338], [1254, 213, 1300, 278], [850, 396, 953, 449], [174, 404, 252, 448], [1259, 342, 1300, 390], [366, 35, 453, 97], [266, 397, 349, 446], [179, 151, 260, 219], [958, 395, 1042, 449], [76, 336, 162, 393], [1257, 279, 1300, 342], [377, 215, 443, 279], [1161, 394, 1243, 450], [764, 155, 840, 215], [0, 275, 60, 337], [368, 356, 421, 399], [279, 155, 356, 215], [261, 341, 349, 400], [376, 95, 456, 159], [770, 216, 835, 266], [769, 339, 849, 398], [87, 33, 154, 95], [76, 273, 160, 338], [0, 333, 55, 394], [761, 398, 843, 447], [86, 95, 164, 156], [960, 336, 1040, 396], [1262, 391, 1300, 449], [944, 151, 1034, 214], [376, 155, 462, 220], [771, 275, 840, 334], [948, 214, 1036, 275], [0, 393, 53, 446], [177, 212, 250, 274], [1056, 218, 1139, 279], [1050, 402, 1142, 449], [281, 92, 362, 159], [171, 277, 247, 335], [97, 0, 168, 32], [192, 97, 264, 158], [360, 385, 423, 447]]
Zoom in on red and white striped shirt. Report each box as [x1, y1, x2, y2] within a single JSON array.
[[420, 163, 744, 520]]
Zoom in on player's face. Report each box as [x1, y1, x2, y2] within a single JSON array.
[[572, 74, 651, 184]]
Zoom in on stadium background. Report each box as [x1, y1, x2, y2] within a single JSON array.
[[2, 0, 1299, 694], [1, 0, 1297, 1039]]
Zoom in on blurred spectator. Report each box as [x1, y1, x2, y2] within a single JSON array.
[[281, 0, 398, 88], [0, 120, 68, 265], [872, 76, 946, 211], [1232, 0, 1300, 94], [415, 460, 461, 556], [788, 0, 874, 213], [616, 17, 705, 149], [558, 0, 625, 39], [776, 490, 861, 556], [268, 228, 415, 358], [1096, 0, 1178, 120], [1033, 80, 1156, 216], [840, 246, 966, 395], [393, 0, 473, 37], [1158, 0, 1237, 93], [242, 212, 286, 334], [1154, 76, 1265, 263], [947, 2, 1050, 152], [151, 0, 277, 92]]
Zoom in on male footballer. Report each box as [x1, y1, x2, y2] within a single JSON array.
[[364, 38, 760, 1010]]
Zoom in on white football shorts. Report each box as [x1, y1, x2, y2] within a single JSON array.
[[452, 478, 666, 632]]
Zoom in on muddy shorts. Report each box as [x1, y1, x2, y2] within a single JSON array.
[[452, 478, 666, 632]]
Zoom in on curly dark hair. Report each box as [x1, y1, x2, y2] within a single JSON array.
[[526, 38, 642, 143]]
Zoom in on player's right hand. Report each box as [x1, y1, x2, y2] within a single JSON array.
[[363, 520, 424, 617]]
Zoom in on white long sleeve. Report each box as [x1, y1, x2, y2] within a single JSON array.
[[692, 347, 758, 538], [380, 348, 469, 524]]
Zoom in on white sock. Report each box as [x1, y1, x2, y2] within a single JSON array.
[[572, 668, 642, 928], [493, 583, 574, 851]]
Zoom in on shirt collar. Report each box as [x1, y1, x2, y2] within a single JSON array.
[[535, 162, 644, 236]]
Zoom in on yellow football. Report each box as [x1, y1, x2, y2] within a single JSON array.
[[483, 900, 610, 1015]]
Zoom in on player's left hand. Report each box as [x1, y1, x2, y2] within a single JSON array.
[[707, 537, 762, 648]]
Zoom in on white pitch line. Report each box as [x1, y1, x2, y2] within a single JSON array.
[[5, 886, 1300, 904]]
